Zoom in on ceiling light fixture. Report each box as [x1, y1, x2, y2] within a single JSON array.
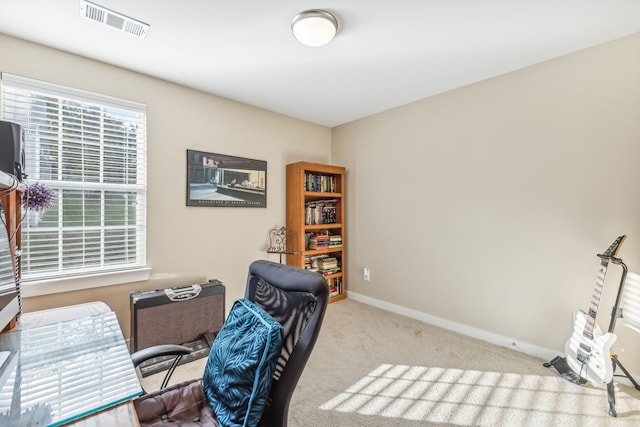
[[291, 9, 338, 47]]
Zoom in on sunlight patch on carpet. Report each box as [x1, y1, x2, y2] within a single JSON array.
[[319, 364, 640, 425]]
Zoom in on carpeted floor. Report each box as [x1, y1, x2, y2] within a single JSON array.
[[141, 299, 640, 426]]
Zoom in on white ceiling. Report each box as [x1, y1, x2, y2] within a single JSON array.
[[1, 1, 640, 127]]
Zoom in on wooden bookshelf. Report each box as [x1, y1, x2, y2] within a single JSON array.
[[0, 171, 23, 331], [286, 162, 346, 303]]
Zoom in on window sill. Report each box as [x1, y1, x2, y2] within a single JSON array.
[[21, 268, 152, 298]]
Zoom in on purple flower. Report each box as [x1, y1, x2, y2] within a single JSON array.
[[23, 182, 55, 211]]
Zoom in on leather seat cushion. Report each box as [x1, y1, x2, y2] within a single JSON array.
[[133, 378, 219, 427]]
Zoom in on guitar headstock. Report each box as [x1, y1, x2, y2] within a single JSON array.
[[599, 235, 627, 259]]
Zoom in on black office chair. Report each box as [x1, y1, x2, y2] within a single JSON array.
[[132, 260, 329, 427]]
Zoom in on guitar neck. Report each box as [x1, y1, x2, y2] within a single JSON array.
[[584, 259, 609, 338], [582, 235, 626, 339]]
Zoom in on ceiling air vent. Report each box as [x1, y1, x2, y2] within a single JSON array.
[[80, 0, 149, 39]]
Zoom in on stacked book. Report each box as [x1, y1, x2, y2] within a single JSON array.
[[309, 234, 330, 249], [329, 235, 342, 248], [318, 257, 340, 275]]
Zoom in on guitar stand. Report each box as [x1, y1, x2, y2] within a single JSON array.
[[605, 256, 640, 417]]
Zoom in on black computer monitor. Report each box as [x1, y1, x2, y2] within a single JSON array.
[[0, 120, 25, 181]]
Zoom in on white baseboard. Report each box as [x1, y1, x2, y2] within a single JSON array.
[[347, 291, 562, 362], [347, 291, 640, 388]]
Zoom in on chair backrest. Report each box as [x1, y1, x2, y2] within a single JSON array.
[[244, 260, 329, 427]]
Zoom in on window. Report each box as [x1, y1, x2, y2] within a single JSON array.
[[0, 73, 147, 287]]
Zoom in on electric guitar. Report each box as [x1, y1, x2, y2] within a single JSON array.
[[564, 235, 626, 385]]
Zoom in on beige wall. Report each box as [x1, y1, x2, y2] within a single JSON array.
[[0, 34, 332, 339], [4, 30, 640, 375], [333, 33, 640, 373]]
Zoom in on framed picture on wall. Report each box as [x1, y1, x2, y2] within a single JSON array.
[[186, 149, 267, 208]]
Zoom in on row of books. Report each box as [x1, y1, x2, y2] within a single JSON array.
[[328, 277, 343, 297], [305, 199, 337, 225], [304, 173, 338, 193], [306, 232, 342, 250]]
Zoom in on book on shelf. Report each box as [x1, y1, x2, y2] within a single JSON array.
[[328, 276, 342, 297], [318, 256, 338, 268], [304, 199, 337, 225], [308, 254, 328, 269], [307, 254, 341, 274], [328, 235, 342, 248], [317, 256, 341, 276], [304, 173, 338, 193], [309, 234, 330, 249], [306, 231, 342, 250]]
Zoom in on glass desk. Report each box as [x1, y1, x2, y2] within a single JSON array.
[[0, 311, 142, 426]]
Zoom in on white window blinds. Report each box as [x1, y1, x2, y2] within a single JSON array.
[[0, 73, 147, 282]]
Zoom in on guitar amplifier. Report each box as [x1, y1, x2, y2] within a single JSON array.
[[130, 279, 225, 352]]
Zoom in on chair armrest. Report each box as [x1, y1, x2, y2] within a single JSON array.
[[131, 344, 191, 368]]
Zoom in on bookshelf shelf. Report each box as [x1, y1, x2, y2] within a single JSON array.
[[303, 247, 343, 256], [305, 223, 343, 230], [305, 192, 343, 198], [286, 161, 346, 303]]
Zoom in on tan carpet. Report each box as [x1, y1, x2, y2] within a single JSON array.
[[141, 299, 640, 426]]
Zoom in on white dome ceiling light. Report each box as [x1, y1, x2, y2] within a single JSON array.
[[291, 9, 338, 47]]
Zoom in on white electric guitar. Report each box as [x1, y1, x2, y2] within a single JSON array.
[[564, 235, 626, 385]]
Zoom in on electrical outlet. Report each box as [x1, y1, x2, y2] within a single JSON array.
[[363, 267, 370, 281]]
